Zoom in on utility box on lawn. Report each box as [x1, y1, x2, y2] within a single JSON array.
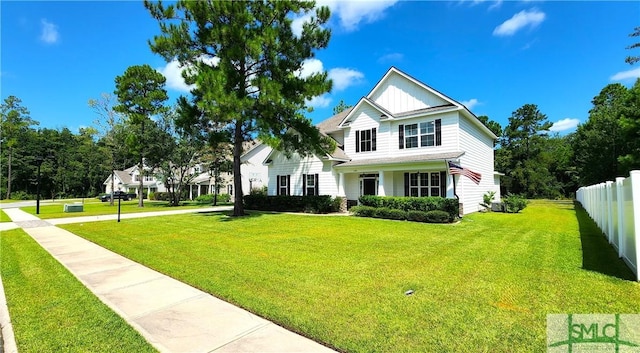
[[64, 204, 84, 213]]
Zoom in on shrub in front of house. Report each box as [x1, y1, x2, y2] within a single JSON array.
[[424, 210, 451, 223], [406, 210, 429, 222], [358, 196, 458, 221], [350, 205, 377, 217], [243, 195, 340, 214], [195, 193, 231, 204], [373, 207, 407, 220], [501, 194, 529, 213]]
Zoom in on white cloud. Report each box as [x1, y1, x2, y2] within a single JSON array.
[[377, 52, 404, 64], [466, 0, 502, 10], [328, 68, 364, 91], [40, 19, 59, 44], [291, 12, 314, 38], [307, 94, 332, 108], [460, 98, 480, 110], [297, 58, 324, 78], [158, 60, 193, 92], [611, 67, 640, 81], [549, 118, 580, 133], [488, 0, 503, 11], [493, 9, 545, 37], [157, 56, 220, 93], [292, 0, 398, 34], [328, 0, 399, 32]]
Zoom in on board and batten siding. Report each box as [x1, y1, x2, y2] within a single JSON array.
[[457, 114, 497, 214], [267, 151, 338, 196], [369, 72, 449, 115]]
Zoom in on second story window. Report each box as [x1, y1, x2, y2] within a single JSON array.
[[355, 128, 377, 152], [399, 119, 442, 149], [420, 121, 435, 147]]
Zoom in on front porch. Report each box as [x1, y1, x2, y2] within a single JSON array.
[[333, 152, 464, 204]]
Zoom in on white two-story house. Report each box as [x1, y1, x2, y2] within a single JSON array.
[[248, 67, 501, 214]]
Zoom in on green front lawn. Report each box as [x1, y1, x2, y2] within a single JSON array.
[[21, 200, 218, 219], [60, 200, 640, 352], [0, 209, 10, 222], [0, 228, 157, 353]]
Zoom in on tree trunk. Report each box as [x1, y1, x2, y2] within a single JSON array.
[[139, 120, 145, 207], [5, 148, 12, 199], [233, 122, 244, 216]]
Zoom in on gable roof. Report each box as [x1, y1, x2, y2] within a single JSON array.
[[352, 66, 498, 140], [317, 107, 352, 134]]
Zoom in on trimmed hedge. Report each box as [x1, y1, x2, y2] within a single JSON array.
[[351, 206, 452, 223], [359, 195, 458, 221], [243, 195, 342, 214], [425, 210, 450, 223], [373, 207, 406, 220], [195, 193, 231, 204]]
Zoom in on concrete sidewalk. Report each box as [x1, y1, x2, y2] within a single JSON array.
[[1, 208, 336, 353]]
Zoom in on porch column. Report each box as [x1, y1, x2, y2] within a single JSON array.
[[189, 184, 193, 200], [378, 171, 386, 196], [338, 172, 346, 196]]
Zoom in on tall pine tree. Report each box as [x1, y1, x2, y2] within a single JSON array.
[[145, 0, 335, 216]]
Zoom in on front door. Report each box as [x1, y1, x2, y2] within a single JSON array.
[[362, 178, 377, 196]]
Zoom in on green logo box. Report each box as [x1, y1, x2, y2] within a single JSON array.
[[548, 314, 640, 352]]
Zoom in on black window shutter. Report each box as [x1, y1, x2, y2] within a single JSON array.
[[372, 128, 377, 151], [399, 125, 404, 149], [404, 173, 409, 196], [315, 174, 319, 195], [276, 175, 281, 195], [355, 130, 360, 152], [287, 175, 291, 195], [440, 171, 446, 197], [302, 174, 307, 196], [435, 119, 442, 146]]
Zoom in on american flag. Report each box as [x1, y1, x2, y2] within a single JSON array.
[[448, 161, 481, 185]]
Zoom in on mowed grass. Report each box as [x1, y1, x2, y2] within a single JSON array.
[[60, 200, 640, 352], [21, 199, 215, 219], [0, 209, 10, 222], [0, 228, 157, 353]]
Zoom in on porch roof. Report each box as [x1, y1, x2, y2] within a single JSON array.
[[334, 151, 464, 169]]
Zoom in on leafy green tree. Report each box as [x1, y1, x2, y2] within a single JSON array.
[[333, 99, 352, 115], [477, 115, 502, 140], [114, 64, 168, 207], [145, 108, 202, 206], [145, 0, 335, 216], [89, 93, 130, 205], [0, 96, 38, 199], [625, 26, 640, 65], [572, 83, 630, 185], [618, 79, 640, 172], [498, 104, 554, 197]]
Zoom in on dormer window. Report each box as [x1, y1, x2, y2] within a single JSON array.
[[355, 128, 377, 152]]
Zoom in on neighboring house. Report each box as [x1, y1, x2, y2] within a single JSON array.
[[246, 67, 501, 214], [103, 163, 233, 200], [240, 140, 270, 194]]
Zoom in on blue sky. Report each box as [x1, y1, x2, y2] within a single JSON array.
[[2, 1, 639, 135]]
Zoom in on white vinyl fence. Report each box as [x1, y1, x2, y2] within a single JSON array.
[[576, 170, 640, 281]]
